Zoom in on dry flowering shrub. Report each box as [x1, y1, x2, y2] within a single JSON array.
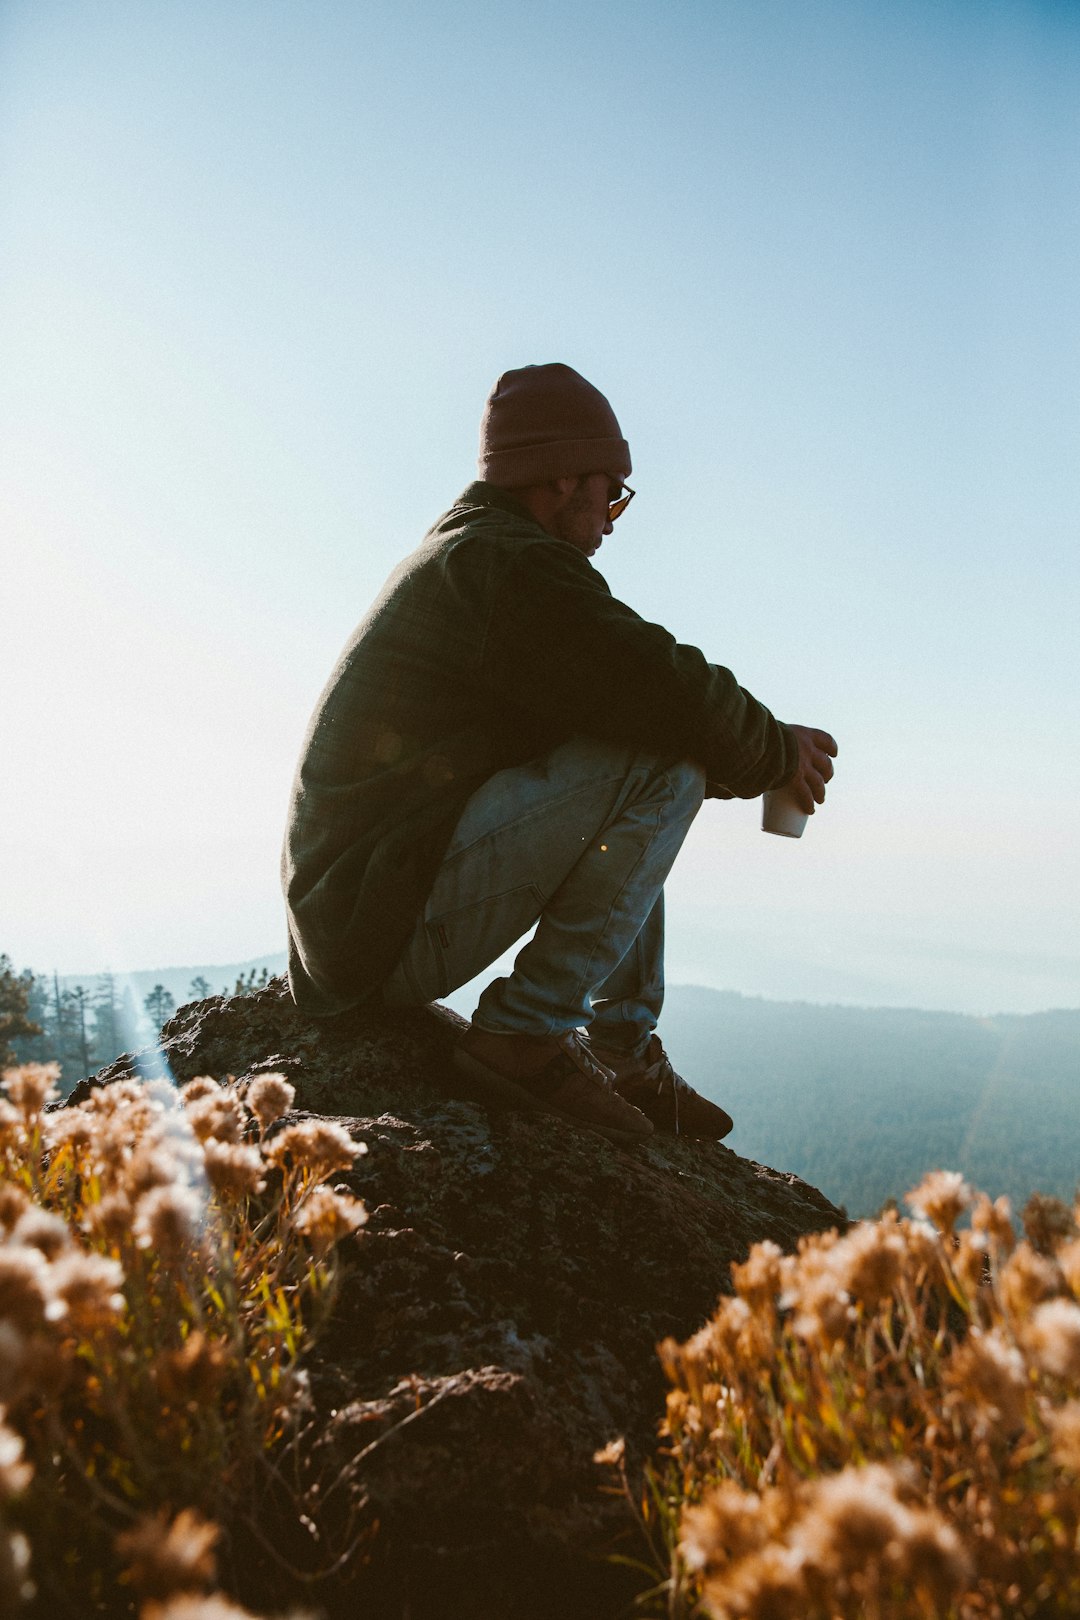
[[0, 1063, 366, 1613], [628, 1170, 1080, 1619]]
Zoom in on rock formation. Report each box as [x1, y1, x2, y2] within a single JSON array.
[[69, 979, 845, 1619]]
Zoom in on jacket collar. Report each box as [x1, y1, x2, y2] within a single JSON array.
[[453, 481, 540, 527]]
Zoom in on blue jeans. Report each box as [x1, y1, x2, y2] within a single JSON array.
[[382, 737, 705, 1055]]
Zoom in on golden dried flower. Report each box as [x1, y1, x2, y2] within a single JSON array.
[[293, 1186, 367, 1256], [50, 1250, 126, 1330], [685, 1296, 753, 1372], [732, 1241, 783, 1312], [1047, 1399, 1080, 1472], [680, 1479, 767, 1573], [141, 1597, 274, 1620], [946, 1328, 1029, 1431], [84, 1190, 135, 1245], [85, 1079, 145, 1115], [179, 1077, 221, 1105], [999, 1243, 1062, 1320], [0, 1418, 31, 1502], [953, 1228, 990, 1297], [792, 1464, 970, 1605], [128, 1145, 187, 1196], [1023, 1193, 1077, 1255], [11, 1208, 70, 1261], [971, 1192, 1016, 1253], [2, 1062, 59, 1114], [184, 1094, 245, 1145], [0, 1245, 58, 1328], [906, 1170, 972, 1235], [265, 1121, 366, 1179], [133, 1185, 202, 1256], [247, 1073, 296, 1131], [780, 1245, 853, 1347], [0, 1104, 25, 1157], [903, 1215, 945, 1277], [116, 1507, 219, 1600], [152, 1331, 229, 1407], [703, 1539, 807, 1620], [0, 1525, 32, 1610], [898, 1510, 972, 1607], [1026, 1298, 1080, 1382], [829, 1219, 906, 1308], [202, 1140, 266, 1199], [43, 1103, 94, 1152], [793, 1463, 911, 1573], [1057, 1238, 1080, 1300], [0, 1185, 30, 1233]]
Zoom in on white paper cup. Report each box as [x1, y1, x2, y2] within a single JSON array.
[[762, 786, 808, 839]]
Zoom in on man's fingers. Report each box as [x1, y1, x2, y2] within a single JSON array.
[[789, 778, 816, 814], [783, 724, 837, 812]]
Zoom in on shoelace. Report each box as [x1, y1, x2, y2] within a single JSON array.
[[639, 1049, 682, 1135], [559, 1031, 616, 1087]]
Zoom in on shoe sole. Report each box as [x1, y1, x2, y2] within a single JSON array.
[[452, 1049, 653, 1147]]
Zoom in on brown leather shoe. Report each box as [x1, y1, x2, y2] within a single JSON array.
[[453, 1027, 654, 1147], [589, 1034, 733, 1140]]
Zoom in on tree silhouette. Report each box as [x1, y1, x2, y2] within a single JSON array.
[[0, 955, 41, 1071], [93, 973, 125, 1067], [69, 984, 93, 1075], [51, 973, 84, 1080], [233, 967, 270, 997], [188, 976, 214, 1001], [143, 984, 176, 1033]]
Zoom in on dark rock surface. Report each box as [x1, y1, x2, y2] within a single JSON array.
[[71, 980, 845, 1618]]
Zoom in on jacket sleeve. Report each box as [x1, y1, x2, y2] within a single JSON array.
[[481, 537, 796, 798]]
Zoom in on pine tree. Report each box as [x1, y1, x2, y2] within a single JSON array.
[[42, 974, 85, 1089], [93, 973, 125, 1067], [143, 984, 176, 1034], [13, 971, 51, 1064], [188, 975, 214, 1001], [68, 984, 94, 1076], [233, 967, 270, 997], [0, 955, 41, 1071]]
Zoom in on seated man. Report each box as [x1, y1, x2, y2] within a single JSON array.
[[281, 364, 836, 1145]]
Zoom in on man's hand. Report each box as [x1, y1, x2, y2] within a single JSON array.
[[783, 725, 838, 814]]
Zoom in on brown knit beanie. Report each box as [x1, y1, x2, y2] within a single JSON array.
[[478, 363, 631, 487]]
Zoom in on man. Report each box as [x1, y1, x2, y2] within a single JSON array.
[[282, 364, 836, 1146]]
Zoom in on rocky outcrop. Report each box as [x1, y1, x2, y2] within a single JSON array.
[[71, 980, 844, 1618]]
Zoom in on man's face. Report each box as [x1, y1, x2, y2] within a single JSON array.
[[547, 473, 621, 558]]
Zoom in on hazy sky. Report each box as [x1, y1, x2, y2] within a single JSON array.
[[3, 0, 1078, 1015]]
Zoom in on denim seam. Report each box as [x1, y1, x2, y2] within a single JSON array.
[[562, 776, 677, 1023], [440, 766, 652, 870]]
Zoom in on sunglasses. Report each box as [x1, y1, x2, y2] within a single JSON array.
[[607, 481, 636, 522]]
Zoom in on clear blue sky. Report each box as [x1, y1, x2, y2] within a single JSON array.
[[3, 0, 1078, 1013]]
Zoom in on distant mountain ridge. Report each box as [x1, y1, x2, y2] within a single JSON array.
[[56, 952, 288, 1007], [659, 985, 1080, 1219], [53, 963, 1078, 1218]]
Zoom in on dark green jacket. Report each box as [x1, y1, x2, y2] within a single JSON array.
[[282, 483, 797, 1013]]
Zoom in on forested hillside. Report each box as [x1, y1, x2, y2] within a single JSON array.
[[663, 985, 1080, 1216], [7, 955, 1076, 1214], [0, 953, 285, 1091]]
